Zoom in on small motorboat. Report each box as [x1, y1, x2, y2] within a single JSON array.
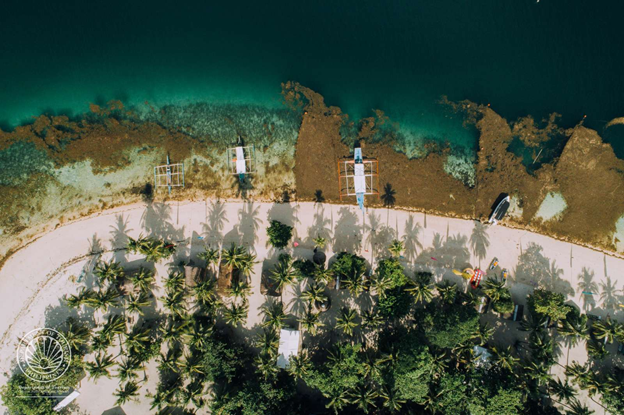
[[489, 195, 511, 225], [501, 268, 509, 280]]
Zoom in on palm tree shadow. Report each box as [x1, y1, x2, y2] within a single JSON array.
[[238, 201, 261, 252], [402, 215, 423, 262], [470, 221, 490, 267], [381, 183, 396, 207], [287, 281, 309, 318], [599, 275, 620, 312], [232, 175, 253, 200], [202, 200, 229, 245], [577, 267, 598, 312], [512, 242, 573, 297], [109, 214, 132, 263], [306, 208, 333, 248], [333, 207, 361, 254]]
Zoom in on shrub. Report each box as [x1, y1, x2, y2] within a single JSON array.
[[528, 289, 571, 323], [266, 220, 293, 249], [493, 297, 514, 314], [375, 258, 408, 290], [378, 286, 412, 319]]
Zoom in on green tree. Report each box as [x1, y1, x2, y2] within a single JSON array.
[[113, 381, 140, 406], [130, 267, 155, 293], [267, 220, 293, 249], [336, 307, 359, 336], [349, 383, 377, 412], [223, 302, 249, 327], [126, 291, 150, 316], [86, 353, 116, 381], [261, 301, 287, 330], [298, 306, 324, 335], [94, 260, 125, 285], [406, 272, 434, 304], [388, 239, 404, 258], [270, 254, 297, 297], [426, 304, 479, 349], [528, 289, 571, 324]]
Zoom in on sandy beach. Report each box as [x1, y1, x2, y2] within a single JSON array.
[[0, 198, 622, 413]]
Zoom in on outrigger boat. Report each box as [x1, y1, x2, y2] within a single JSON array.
[[488, 195, 510, 225]]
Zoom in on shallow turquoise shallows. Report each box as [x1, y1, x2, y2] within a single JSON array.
[[1, 0, 624, 154]]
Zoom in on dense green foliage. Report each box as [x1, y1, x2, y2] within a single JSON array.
[[422, 303, 480, 349], [528, 289, 571, 323], [266, 220, 293, 249]]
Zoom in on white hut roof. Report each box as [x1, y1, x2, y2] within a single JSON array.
[[277, 328, 301, 368]]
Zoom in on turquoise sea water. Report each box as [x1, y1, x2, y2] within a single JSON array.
[[1, 0, 624, 154]]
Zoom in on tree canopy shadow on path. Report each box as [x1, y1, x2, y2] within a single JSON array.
[[414, 232, 471, 285], [469, 221, 490, 267], [365, 210, 396, 261], [402, 215, 423, 263], [511, 242, 573, 297]]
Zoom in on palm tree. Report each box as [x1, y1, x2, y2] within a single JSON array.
[[198, 247, 220, 270], [380, 385, 405, 412], [130, 267, 155, 293], [472, 323, 494, 346], [270, 254, 297, 297], [342, 269, 366, 297], [298, 307, 324, 335], [179, 352, 205, 376], [91, 286, 121, 311], [427, 349, 449, 379], [158, 348, 182, 373], [548, 378, 576, 404], [238, 252, 257, 277], [126, 291, 150, 316], [222, 243, 245, 273], [114, 381, 140, 406], [182, 380, 205, 409], [565, 399, 594, 415], [491, 346, 519, 373], [62, 318, 91, 351], [313, 265, 334, 286], [125, 327, 151, 355], [336, 307, 359, 336], [223, 302, 248, 327], [160, 316, 191, 345], [388, 239, 404, 258], [64, 287, 98, 309], [371, 274, 393, 299], [349, 383, 377, 412], [94, 260, 125, 285], [288, 350, 311, 379], [558, 309, 589, 348], [193, 279, 219, 311], [228, 280, 252, 301], [520, 313, 548, 335], [102, 314, 127, 344], [529, 331, 555, 364], [164, 271, 185, 293], [482, 278, 508, 302], [586, 338, 608, 360], [565, 362, 590, 387], [523, 360, 552, 386], [300, 283, 328, 306], [406, 273, 434, 304], [360, 351, 388, 380], [435, 281, 457, 304], [255, 352, 279, 380], [325, 389, 349, 414], [313, 236, 327, 249], [117, 357, 143, 382], [86, 353, 116, 381], [256, 329, 280, 357], [91, 332, 112, 353], [361, 308, 384, 331], [261, 301, 286, 330], [592, 317, 622, 344], [184, 319, 213, 350], [162, 290, 186, 317]]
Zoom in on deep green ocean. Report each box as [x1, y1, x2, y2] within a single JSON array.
[[1, 0, 624, 156]]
